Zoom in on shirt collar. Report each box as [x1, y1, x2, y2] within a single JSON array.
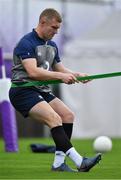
[[32, 29, 47, 43]]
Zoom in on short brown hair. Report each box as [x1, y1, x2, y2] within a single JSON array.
[[39, 8, 62, 23]]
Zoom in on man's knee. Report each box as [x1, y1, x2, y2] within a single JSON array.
[[62, 111, 75, 123], [48, 112, 62, 128]]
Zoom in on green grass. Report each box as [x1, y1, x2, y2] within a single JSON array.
[[0, 138, 121, 179]]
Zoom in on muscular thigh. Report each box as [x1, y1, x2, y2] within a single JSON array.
[[49, 98, 75, 123], [29, 101, 62, 128]]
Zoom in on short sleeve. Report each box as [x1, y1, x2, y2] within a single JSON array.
[[14, 39, 36, 60]]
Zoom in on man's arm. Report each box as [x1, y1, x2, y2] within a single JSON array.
[[22, 58, 77, 84], [53, 62, 73, 74], [53, 62, 90, 83]]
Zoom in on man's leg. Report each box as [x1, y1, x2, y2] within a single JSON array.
[[29, 100, 75, 170], [49, 98, 74, 168], [29, 101, 101, 172], [49, 97, 74, 140], [49, 98, 102, 172]]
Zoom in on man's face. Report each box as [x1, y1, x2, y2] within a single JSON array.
[[42, 18, 61, 40]]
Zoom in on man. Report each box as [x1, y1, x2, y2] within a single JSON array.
[[9, 8, 101, 172]]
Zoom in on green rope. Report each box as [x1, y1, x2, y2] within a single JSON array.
[[11, 72, 121, 88]]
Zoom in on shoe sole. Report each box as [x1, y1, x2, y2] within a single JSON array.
[[51, 165, 78, 172]]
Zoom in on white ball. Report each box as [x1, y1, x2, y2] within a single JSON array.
[[93, 136, 112, 153]]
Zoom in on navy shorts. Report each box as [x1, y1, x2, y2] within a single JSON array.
[[9, 87, 56, 118]]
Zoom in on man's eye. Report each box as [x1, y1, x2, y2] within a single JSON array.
[[52, 26, 58, 30]]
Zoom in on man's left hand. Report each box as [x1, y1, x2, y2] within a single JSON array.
[[73, 72, 91, 84]]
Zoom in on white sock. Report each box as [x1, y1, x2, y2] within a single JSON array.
[[66, 147, 83, 168], [53, 151, 66, 168]]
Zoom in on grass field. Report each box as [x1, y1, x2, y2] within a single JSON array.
[[0, 138, 121, 179]]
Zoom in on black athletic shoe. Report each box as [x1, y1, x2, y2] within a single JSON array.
[[78, 153, 102, 172], [51, 163, 77, 172]]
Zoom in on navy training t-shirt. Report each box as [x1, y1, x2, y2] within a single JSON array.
[[11, 29, 61, 91]]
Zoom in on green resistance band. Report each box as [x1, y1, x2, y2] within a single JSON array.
[[11, 72, 121, 88]]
